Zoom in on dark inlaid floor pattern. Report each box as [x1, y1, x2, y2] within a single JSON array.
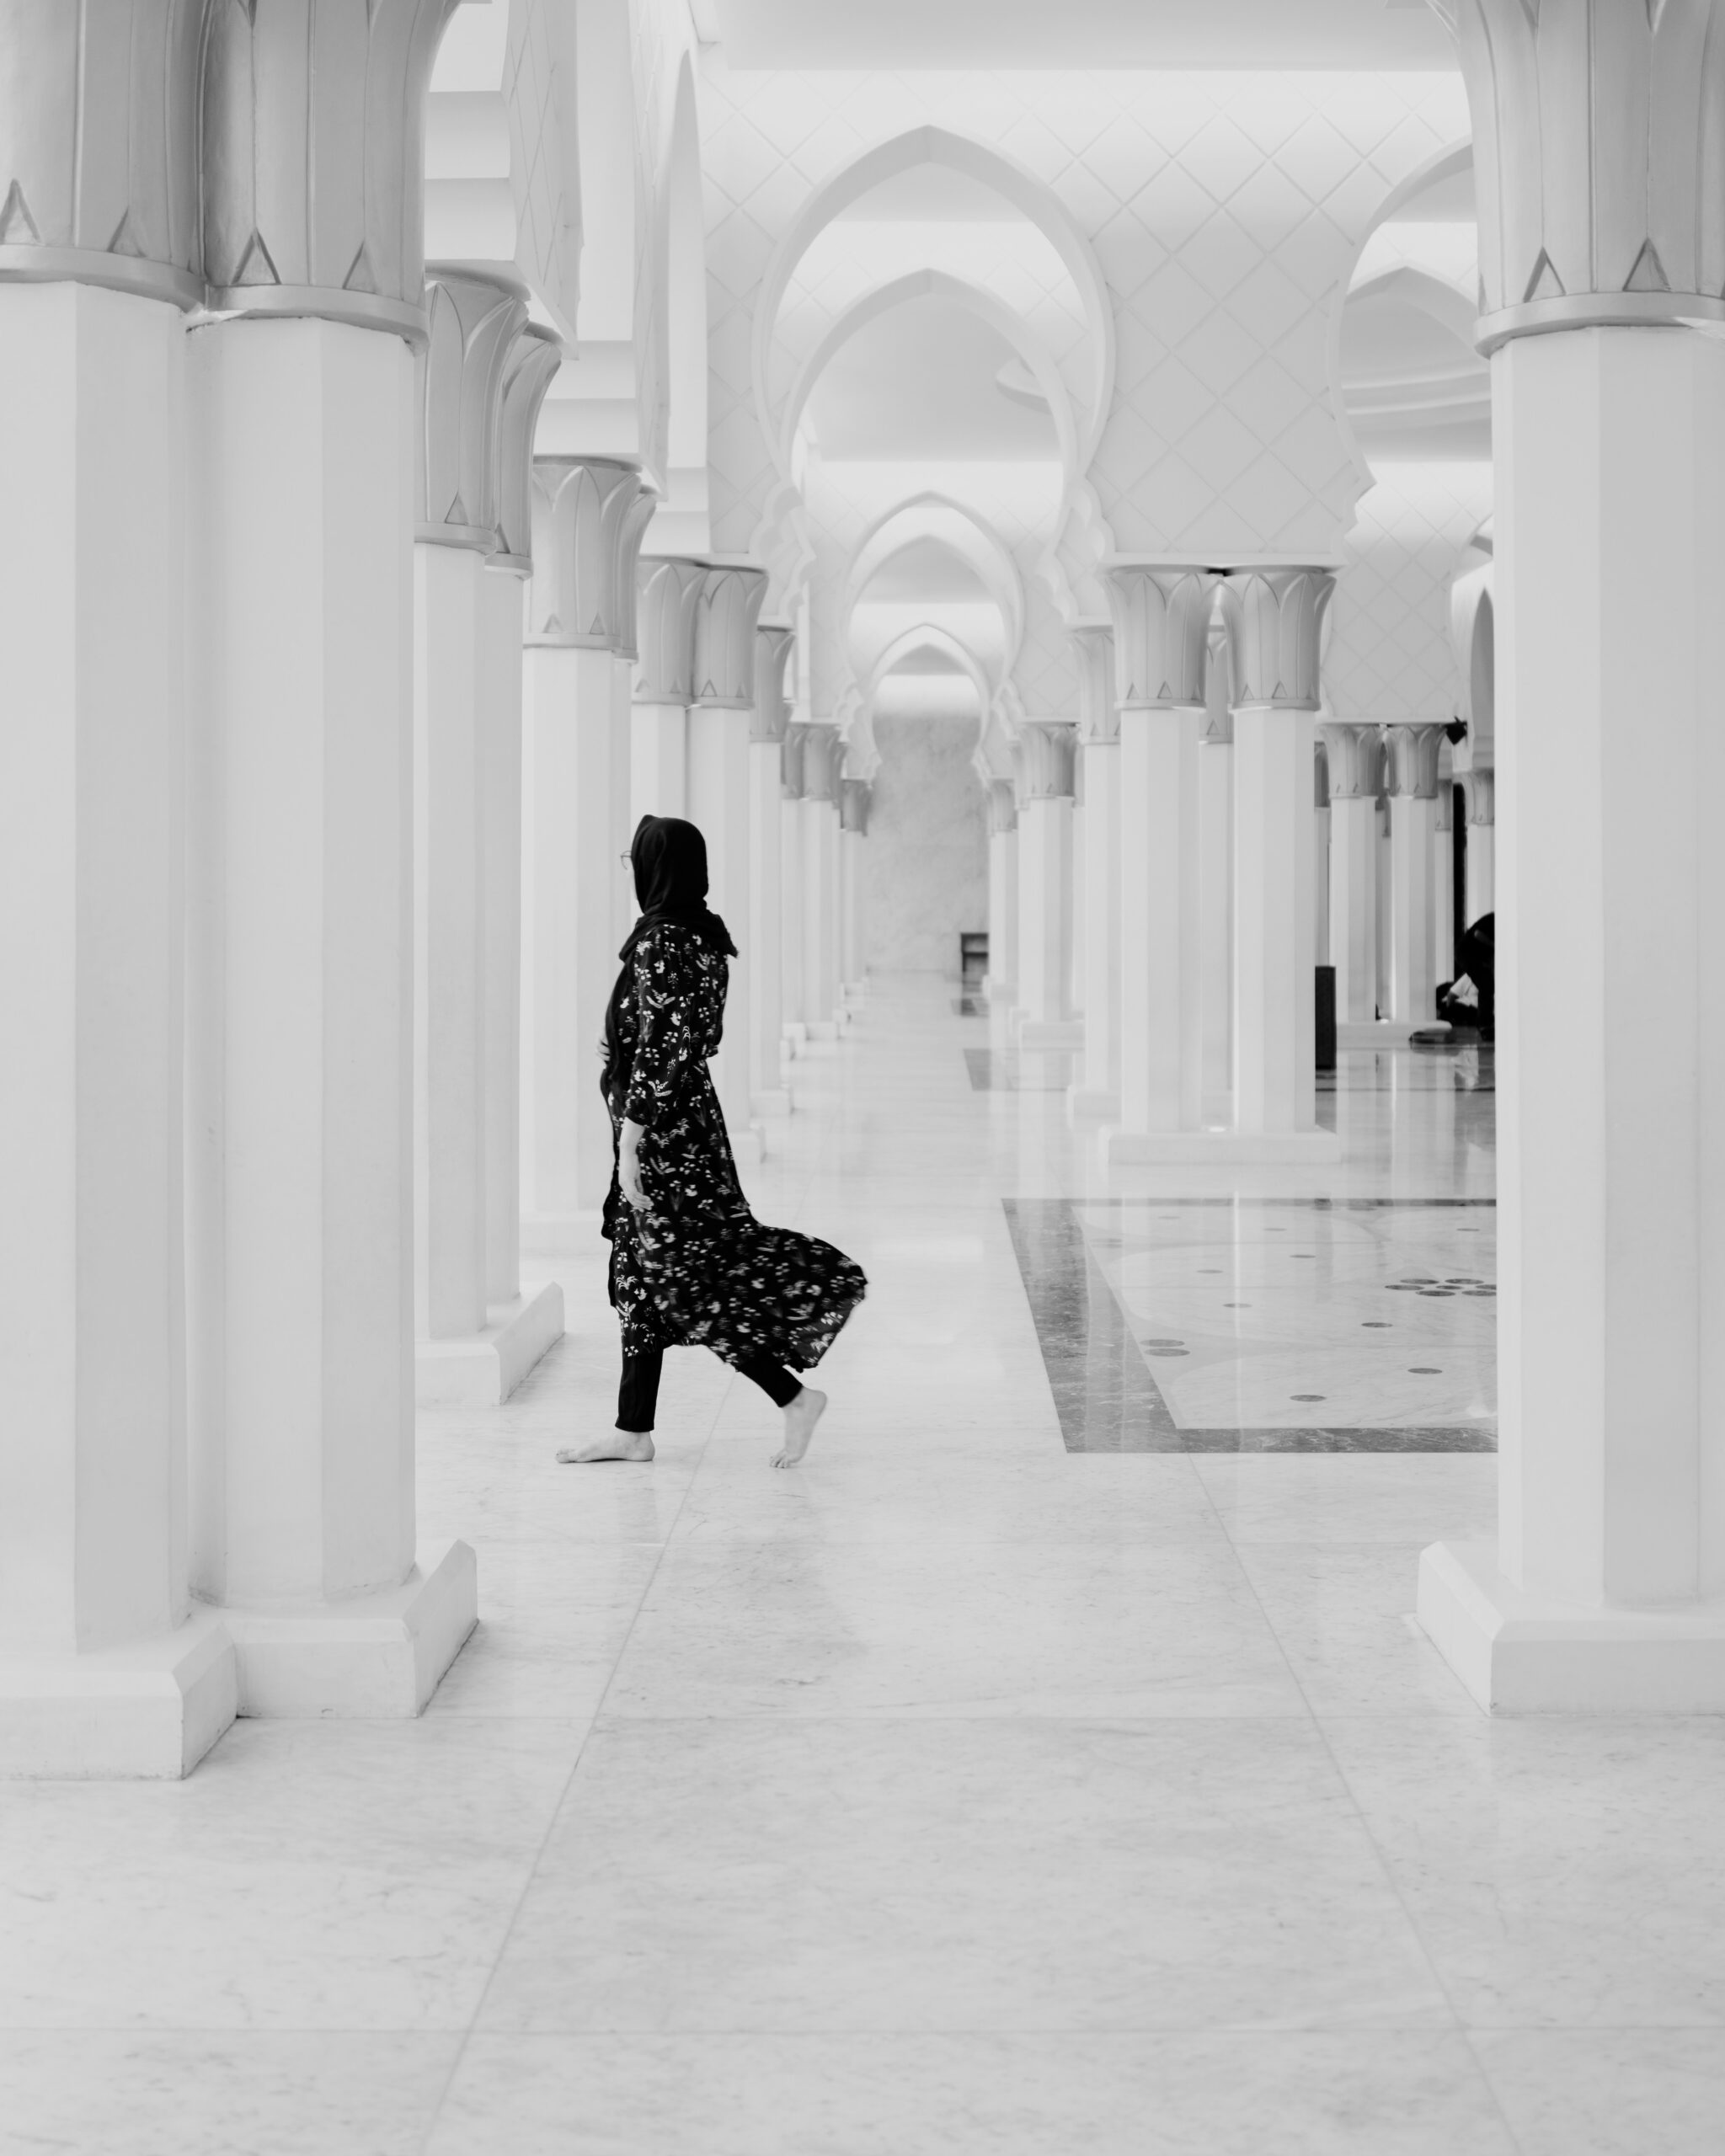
[[1004, 1196, 1498, 1454]]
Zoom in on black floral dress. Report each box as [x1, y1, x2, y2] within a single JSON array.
[[601, 921, 867, 1367]]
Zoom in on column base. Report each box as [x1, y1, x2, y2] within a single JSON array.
[[1418, 1541, 1725, 1714], [729, 1120, 766, 1165], [752, 1087, 793, 1116], [805, 1019, 839, 1043], [521, 1211, 603, 1257], [0, 1608, 237, 1780], [1106, 1126, 1343, 1166], [1068, 1086, 1120, 1120], [782, 1022, 808, 1054], [224, 1540, 478, 1719], [1338, 1020, 1426, 1049], [415, 1282, 565, 1407], [1018, 1018, 1084, 1049]]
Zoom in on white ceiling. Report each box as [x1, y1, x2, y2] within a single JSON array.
[[862, 537, 993, 603], [804, 295, 1060, 461], [710, 0, 1458, 71]]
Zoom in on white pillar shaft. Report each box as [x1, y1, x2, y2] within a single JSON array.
[[523, 645, 623, 1219], [609, 656, 635, 952], [188, 316, 416, 1608], [414, 544, 488, 1342], [1466, 822, 1495, 926], [1387, 795, 1438, 1026], [1314, 803, 1332, 974], [987, 830, 1018, 998], [841, 830, 865, 991], [1199, 741, 1234, 1102], [1119, 707, 1202, 1134], [1076, 744, 1120, 1107], [1434, 821, 1455, 985], [1070, 804, 1087, 1017], [687, 706, 754, 1129], [749, 745, 786, 1103], [478, 569, 526, 1308], [1017, 796, 1074, 1027], [803, 802, 840, 1031], [0, 284, 189, 1657], [780, 796, 806, 1029], [1498, 326, 1725, 1606], [632, 702, 687, 824], [1233, 706, 1317, 1134], [1328, 796, 1379, 1025]]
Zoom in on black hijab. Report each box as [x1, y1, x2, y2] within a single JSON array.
[[601, 815, 738, 1104]]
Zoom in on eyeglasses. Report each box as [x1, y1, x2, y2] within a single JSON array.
[[618, 851, 633, 868]]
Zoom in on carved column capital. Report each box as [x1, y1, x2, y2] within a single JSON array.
[[1219, 567, 1335, 710], [1386, 723, 1445, 802], [526, 459, 651, 651], [0, 0, 203, 308], [781, 722, 810, 800], [803, 724, 841, 804], [1071, 623, 1119, 743], [632, 556, 708, 702], [1018, 721, 1078, 802], [752, 624, 796, 745], [417, 266, 529, 551], [202, 0, 462, 340], [1463, 767, 1496, 827], [987, 779, 1019, 837], [1442, 0, 1725, 350], [491, 326, 564, 576], [840, 779, 873, 835], [1203, 622, 1234, 744], [692, 566, 770, 710], [1320, 722, 1385, 798], [1103, 565, 1220, 710]]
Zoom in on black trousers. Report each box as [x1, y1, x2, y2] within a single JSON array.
[[618, 1348, 801, 1431]]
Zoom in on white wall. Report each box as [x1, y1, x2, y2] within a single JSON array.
[[864, 714, 988, 975]]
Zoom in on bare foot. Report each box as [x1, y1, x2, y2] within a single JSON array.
[[557, 1431, 655, 1465], [771, 1386, 827, 1469]]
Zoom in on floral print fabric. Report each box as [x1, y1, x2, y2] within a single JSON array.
[[603, 921, 867, 1368]]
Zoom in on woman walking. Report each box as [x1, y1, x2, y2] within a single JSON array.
[[560, 814, 866, 1469]]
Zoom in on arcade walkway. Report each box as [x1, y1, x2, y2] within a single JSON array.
[[3, 979, 1722, 2153]]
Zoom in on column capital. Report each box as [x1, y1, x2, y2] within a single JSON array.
[[1319, 722, 1385, 798], [987, 778, 1019, 836], [752, 624, 797, 745], [1203, 621, 1234, 744], [417, 265, 529, 552], [840, 779, 873, 835], [0, 0, 203, 308], [781, 721, 810, 799], [1385, 722, 1445, 802], [1463, 766, 1496, 827], [1071, 622, 1119, 742], [1219, 567, 1335, 711], [692, 565, 771, 710], [525, 459, 651, 650], [1440, 0, 1725, 351], [1018, 720, 1078, 801], [803, 723, 842, 803], [1103, 564, 1220, 710], [491, 326, 565, 576], [202, 0, 461, 341], [632, 555, 708, 702]]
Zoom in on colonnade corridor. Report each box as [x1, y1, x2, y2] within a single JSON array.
[[7, 978, 1723, 2151]]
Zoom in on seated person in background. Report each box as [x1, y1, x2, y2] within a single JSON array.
[[1437, 910, 1495, 1039]]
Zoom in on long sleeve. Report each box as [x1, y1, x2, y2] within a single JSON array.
[[622, 931, 698, 1128]]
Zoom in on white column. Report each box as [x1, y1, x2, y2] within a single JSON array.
[[521, 457, 653, 1245], [1321, 723, 1382, 1027], [1434, 774, 1456, 986], [984, 782, 1019, 1005], [185, 0, 474, 1722], [840, 780, 872, 1001], [1015, 723, 1080, 1048], [632, 555, 704, 822], [1105, 567, 1213, 1161], [750, 627, 795, 1112], [1385, 723, 1444, 1027], [780, 725, 809, 1048], [1223, 568, 1338, 1157], [1313, 743, 1332, 979], [1069, 627, 1120, 1115], [0, 256, 236, 1769], [1199, 706, 1236, 1108], [1418, 0, 1725, 1708], [801, 726, 842, 1038], [1464, 767, 1496, 925], [412, 266, 528, 1396], [687, 563, 769, 1154]]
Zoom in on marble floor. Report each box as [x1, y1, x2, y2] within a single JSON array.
[[5, 977, 1724, 2153]]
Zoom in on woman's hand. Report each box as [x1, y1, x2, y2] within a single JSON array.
[[618, 1118, 650, 1213]]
